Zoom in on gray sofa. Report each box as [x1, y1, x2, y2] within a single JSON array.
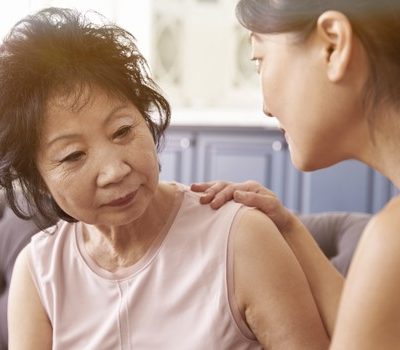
[[0, 194, 371, 350]]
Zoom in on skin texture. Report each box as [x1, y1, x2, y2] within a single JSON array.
[[8, 87, 330, 349], [250, 12, 370, 171], [233, 209, 329, 349], [35, 87, 175, 270], [192, 10, 400, 350], [8, 247, 52, 350], [37, 88, 160, 228], [331, 196, 400, 349], [9, 87, 176, 349]]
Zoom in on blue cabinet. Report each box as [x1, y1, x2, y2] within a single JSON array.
[[285, 158, 392, 214], [194, 131, 286, 199], [159, 126, 394, 214], [159, 131, 194, 184]]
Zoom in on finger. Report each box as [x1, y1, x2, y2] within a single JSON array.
[[198, 181, 231, 203], [199, 192, 214, 204], [191, 182, 216, 192], [211, 180, 275, 198], [233, 191, 278, 215], [240, 180, 276, 197], [192, 182, 216, 204], [192, 181, 230, 205], [193, 180, 273, 197], [209, 186, 237, 209]]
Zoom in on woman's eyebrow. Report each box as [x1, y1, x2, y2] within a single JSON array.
[[102, 103, 130, 125], [46, 104, 130, 148], [46, 133, 80, 148]]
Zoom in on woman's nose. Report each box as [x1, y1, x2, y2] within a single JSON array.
[[96, 157, 131, 187]]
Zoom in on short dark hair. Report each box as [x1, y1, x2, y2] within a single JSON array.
[[0, 7, 171, 226], [236, 0, 400, 117]]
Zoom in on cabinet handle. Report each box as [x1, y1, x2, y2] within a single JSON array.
[[180, 138, 191, 149], [272, 140, 283, 151]]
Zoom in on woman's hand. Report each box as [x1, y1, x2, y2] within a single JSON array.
[[191, 180, 293, 233]]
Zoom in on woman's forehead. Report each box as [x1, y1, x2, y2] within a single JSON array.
[[47, 84, 128, 115]]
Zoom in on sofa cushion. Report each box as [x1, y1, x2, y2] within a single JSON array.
[[300, 212, 371, 276]]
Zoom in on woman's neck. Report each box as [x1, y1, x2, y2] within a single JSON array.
[[368, 149, 400, 189], [357, 107, 400, 188], [82, 182, 178, 271]]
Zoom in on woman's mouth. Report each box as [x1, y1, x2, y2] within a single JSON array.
[[103, 191, 137, 207]]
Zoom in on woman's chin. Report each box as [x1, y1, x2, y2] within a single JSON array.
[[290, 152, 335, 172]]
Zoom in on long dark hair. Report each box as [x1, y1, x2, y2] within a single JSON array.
[[236, 0, 400, 115], [0, 8, 171, 226]]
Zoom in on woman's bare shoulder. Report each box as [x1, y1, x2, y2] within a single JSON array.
[[350, 194, 400, 275], [231, 208, 330, 349], [363, 194, 400, 245], [234, 207, 279, 239], [377, 194, 400, 222], [8, 245, 52, 349], [331, 196, 400, 349]]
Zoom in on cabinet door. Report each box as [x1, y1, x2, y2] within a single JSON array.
[[159, 132, 194, 184], [196, 132, 286, 199], [285, 158, 393, 214]]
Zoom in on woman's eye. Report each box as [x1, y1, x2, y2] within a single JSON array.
[[113, 125, 133, 139], [60, 151, 84, 163]]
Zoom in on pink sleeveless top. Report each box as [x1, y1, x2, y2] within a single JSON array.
[[28, 184, 263, 349]]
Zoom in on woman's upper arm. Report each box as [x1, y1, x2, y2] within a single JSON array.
[[233, 209, 329, 350], [331, 198, 400, 350], [8, 245, 52, 350]]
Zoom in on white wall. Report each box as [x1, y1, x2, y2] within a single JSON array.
[[0, 0, 152, 58], [0, 0, 262, 116]]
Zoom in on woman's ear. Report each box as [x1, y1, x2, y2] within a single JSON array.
[[316, 11, 353, 82]]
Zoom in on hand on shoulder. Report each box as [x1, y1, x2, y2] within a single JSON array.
[[191, 180, 295, 233]]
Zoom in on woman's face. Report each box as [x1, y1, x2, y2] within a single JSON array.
[[36, 87, 159, 227], [250, 31, 366, 170]]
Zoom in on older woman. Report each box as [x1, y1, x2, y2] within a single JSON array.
[[0, 8, 328, 350], [193, 1, 400, 349]]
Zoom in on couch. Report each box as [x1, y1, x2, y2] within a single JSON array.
[[0, 194, 371, 350]]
